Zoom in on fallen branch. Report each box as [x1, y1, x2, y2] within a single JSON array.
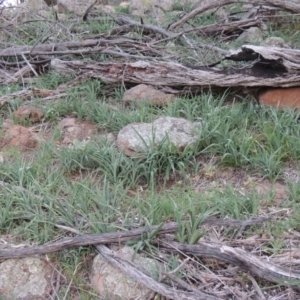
[[0, 38, 151, 58], [159, 240, 300, 289], [0, 217, 270, 259], [170, 0, 300, 31], [184, 18, 263, 37]]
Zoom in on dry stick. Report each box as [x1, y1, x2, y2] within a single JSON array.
[[0, 39, 127, 57], [17, 48, 163, 61], [246, 273, 266, 300], [162, 271, 200, 292], [112, 15, 211, 59], [151, 258, 195, 296], [113, 15, 178, 40], [169, 0, 300, 31], [150, 32, 228, 57], [188, 18, 262, 37], [0, 74, 87, 103], [62, 262, 81, 300], [162, 239, 240, 298], [159, 240, 300, 289], [20, 54, 39, 77], [0, 68, 19, 82], [95, 244, 221, 300], [0, 14, 229, 64], [82, 0, 97, 22], [0, 217, 271, 259], [49, 270, 61, 300], [110, 19, 228, 57], [0, 38, 158, 58]]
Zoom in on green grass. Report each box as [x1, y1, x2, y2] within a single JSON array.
[[1, 87, 300, 239], [1, 87, 300, 235]]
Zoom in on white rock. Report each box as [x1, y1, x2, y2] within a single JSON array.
[[117, 116, 201, 156]]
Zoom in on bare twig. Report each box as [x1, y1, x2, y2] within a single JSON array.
[[246, 273, 266, 300]]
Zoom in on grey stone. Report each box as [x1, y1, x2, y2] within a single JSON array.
[[58, 117, 97, 144], [116, 116, 201, 156], [237, 27, 264, 44], [262, 37, 287, 48], [90, 246, 159, 300], [0, 258, 54, 300]]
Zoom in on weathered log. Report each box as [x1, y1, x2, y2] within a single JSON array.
[[226, 45, 300, 72], [50, 44, 300, 89]]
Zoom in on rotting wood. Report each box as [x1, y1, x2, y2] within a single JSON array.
[[49, 45, 300, 89], [226, 45, 300, 72], [0, 217, 271, 259]]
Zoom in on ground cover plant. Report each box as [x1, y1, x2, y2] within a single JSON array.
[[1, 0, 300, 299]]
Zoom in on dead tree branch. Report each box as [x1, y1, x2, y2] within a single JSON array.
[[159, 240, 300, 289], [0, 217, 270, 259], [170, 0, 300, 31]]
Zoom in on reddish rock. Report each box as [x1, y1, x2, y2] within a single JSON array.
[[259, 87, 300, 109], [122, 84, 175, 107], [13, 106, 44, 123], [3, 125, 38, 149], [255, 179, 288, 201], [59, 117, 97, 144], [2, 119, 14, 130]]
